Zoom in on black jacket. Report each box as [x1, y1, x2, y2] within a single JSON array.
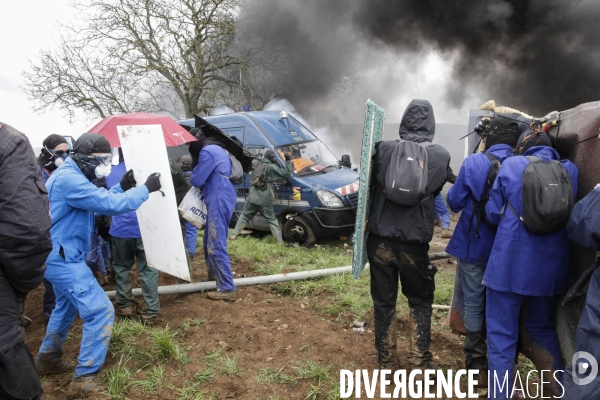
[[0, 123, 52, 297], [366, 100, 451, 244]]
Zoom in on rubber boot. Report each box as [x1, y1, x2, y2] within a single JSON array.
[[407, 306, 435, 370], [376, 317, 399, 370], [464, 331, 488, 388]]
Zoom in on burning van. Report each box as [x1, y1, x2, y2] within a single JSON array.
[[179, 110, 359, 246]]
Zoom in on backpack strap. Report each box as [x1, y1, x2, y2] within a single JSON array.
[[471, 152, 500, 238], [500, 201, 523, 221]]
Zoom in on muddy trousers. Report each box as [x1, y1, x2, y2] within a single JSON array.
[[367, 235, 436, 369], [38, 261, 115, 377], [203, 203, 236, 292], [232, 202, 283, 243], [486, 288, 563, 399], [0, 271, 42, 400], [112, 237, 159, 318]]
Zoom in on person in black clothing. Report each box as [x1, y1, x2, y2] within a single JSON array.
[[366, 99, 451, 370], [0, 123, 53, 400]]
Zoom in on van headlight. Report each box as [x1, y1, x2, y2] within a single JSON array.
[[317, 190, 344, 207]]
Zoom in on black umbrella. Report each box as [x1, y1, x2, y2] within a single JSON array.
[[189, 115, 254, 172]]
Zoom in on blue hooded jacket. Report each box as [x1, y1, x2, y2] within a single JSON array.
[[483, 146, 579, 296], [445, 144, 514, 266], [45, 157, 149, 266]]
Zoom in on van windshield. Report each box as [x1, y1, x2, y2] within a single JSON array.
[[275, 140, 339, 176]]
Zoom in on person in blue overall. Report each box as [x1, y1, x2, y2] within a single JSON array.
[[180, 155, 199, 257], [562, 186, 600, 399], [484, 131, 578, 398], [35, 133, 162, 397], [434, 194, 452, 237], [37, 134, 71, 321], [445, 125, 519, 389], [189, 131, 237, 301]]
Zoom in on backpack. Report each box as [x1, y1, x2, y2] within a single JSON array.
[[248, 161, 268, 188], [471, 153, 501, 238], [383, 140, 431, 206], [227, 152, 244, 185], [505, 156, 574, 234]]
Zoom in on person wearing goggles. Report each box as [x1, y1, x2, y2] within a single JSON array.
[[38, 134, 71, 181]]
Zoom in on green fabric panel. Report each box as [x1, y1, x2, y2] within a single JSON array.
[[353, 100, 386, 278]]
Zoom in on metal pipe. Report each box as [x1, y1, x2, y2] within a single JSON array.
[[105, 252, 452, 299]]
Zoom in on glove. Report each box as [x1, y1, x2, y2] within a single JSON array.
[[120, 169, 137, 191], [284, 152, 292, 161], [144, 173, 162, 193]]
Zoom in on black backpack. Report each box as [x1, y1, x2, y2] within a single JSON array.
[[382, 140, 431, 206], [471, 153, 501, 238], [248, 161, 268, 188], [505, 156, 574, 234]]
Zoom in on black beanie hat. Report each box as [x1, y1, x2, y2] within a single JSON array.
[[74, 133, 111, 155], [516, 130, 552, 155], [42, 134, 68, 150]]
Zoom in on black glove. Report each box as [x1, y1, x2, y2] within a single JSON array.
[[144, 173, 162, 193], [120, 169, 137, 191], [284, 152, 292, 161]]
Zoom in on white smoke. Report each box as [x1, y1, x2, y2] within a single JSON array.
[[263, 98, 353, 160], [210, 105, 236, 116]]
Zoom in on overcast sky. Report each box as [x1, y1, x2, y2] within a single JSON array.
[[0, 1, 105, 147], [0, 0, 477, 151]]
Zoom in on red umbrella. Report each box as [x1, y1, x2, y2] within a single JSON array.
[[87, 112, 197, 147]]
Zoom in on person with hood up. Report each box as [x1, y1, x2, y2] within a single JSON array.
[[35, 133, 162, 397], [38, 134, 70, 322], [189, 129, 237, 301], [229, 148, 292, 243], [484, 131, 578, 398], [366, 99, 451, 371], [445, 117, 521, 390], [0, 123, 52, 400]]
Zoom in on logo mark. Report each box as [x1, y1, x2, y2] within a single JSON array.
[[572, 351, 599, 385]]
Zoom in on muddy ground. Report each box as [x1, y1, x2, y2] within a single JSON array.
[[22, 221, 477, 400]]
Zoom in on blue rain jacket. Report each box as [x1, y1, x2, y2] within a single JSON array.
[[105, 161, 142, 239], [45, 157, 149, 262], [191, 145, 237, 291], [562, 188, 600, 399], [446, 144, 514, 266], [483, 146, 579, 296]]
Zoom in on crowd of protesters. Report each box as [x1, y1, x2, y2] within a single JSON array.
[[1, 98, 599, 399]]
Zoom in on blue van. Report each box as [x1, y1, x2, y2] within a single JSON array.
[[178, 111, 360, 246]]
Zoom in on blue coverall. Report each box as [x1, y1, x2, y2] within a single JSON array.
[[484, 146, 578, 398], [562, 187, 600, 399], [446, 144, 514, 332], [434, 194, 450, 229], [183, 170, 199, 256], [191, 145, 237, 292], [40, 165, 56, 318], [37, 157, 149, 377]]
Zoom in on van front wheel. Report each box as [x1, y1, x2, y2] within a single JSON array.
[[284, 216, 316, 248]]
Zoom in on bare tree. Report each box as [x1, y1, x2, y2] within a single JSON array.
[[24, 0, 258, 119]]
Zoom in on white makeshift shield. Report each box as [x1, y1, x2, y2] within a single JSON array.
[[117, 124, 190, 281]]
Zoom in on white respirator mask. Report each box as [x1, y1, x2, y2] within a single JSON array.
[[94, 163, 112, 178]]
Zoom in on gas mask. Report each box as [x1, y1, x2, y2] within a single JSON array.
[[73, 153, 113, 181], [40, 147, 70, 171], [94, 162, 112, 178]]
